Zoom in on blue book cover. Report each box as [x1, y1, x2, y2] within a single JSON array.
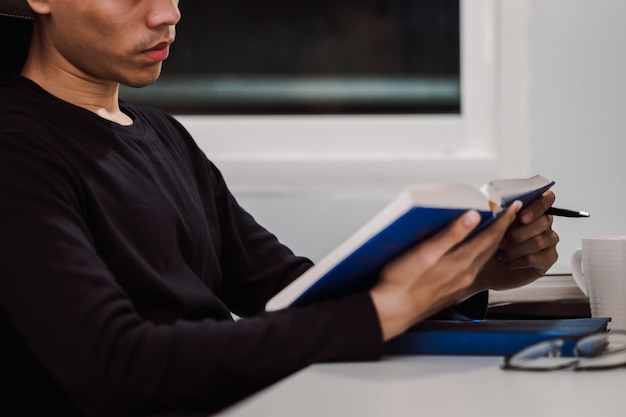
[[266, 175, 554, 311], [384, 318, 610, 356]]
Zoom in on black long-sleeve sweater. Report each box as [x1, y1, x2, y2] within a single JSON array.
[[0, 77, 384, 416]]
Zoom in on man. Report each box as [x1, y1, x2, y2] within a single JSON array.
[[0, 1, 559, 416]]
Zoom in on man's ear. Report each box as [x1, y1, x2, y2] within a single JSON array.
[[25, 0, 50, 15]]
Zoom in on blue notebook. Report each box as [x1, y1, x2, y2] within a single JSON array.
[[384, 318, 610, 356], [266, 175, 554, 311]]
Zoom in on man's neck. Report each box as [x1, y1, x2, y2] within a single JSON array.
[[21, 51, 133, 126]]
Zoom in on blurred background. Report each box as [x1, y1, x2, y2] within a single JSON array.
[[122, 0, 626, 274]]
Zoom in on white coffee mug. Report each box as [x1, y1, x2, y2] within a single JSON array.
[[571, 236, 626, 331]]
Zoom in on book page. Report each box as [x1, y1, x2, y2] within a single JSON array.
[[405, 183, 492, 211], [480, 175, 552, 208]]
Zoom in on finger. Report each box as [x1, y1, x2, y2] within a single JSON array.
[[519, 191, 556, 224], [454, 201, 522, 268], [502, 245, 559, 274], [505, 211, 554, 248], [472, 200, 523, 249], [380, 210, 483, 283], [500, 228, 560, 264], [403, 210, 482, 268]]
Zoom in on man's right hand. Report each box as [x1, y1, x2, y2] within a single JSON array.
[[369, 201, 522, 341]]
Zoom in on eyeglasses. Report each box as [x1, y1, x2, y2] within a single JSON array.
[[502, 331, 626, 371]]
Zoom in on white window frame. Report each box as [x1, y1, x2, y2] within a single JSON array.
[[175, 0, 528, 193]]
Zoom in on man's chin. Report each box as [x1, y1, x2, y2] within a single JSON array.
[[122, 69, 163, 89], [124, 77, 160, 89]]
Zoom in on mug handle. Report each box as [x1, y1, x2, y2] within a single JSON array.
[[570, 248, 588, 296]]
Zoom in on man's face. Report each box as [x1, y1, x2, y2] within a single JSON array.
[[41, 0, 181, 88]]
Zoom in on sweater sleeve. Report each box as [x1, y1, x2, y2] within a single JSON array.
[[0, 132, 383, 417], [198, 159, 311, 316]]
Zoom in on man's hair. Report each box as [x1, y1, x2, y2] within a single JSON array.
[[0, 16, 33, 86]]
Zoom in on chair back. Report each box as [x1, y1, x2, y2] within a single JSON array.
[[0, 0, 33, 85], [0, 0, 34, 20]]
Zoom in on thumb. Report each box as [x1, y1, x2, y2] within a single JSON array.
[[414, 210, 482, 265], [487, 200, 523, 239]]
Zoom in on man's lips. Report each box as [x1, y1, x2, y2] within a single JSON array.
[[144, 42, 171, 62]]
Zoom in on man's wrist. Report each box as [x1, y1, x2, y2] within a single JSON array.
[[369, 285, 435, 342]]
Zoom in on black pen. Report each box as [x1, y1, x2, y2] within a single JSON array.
[[546, 207, 590, 218]]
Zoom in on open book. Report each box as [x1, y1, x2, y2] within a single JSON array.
[[265, 175, 555, 311]]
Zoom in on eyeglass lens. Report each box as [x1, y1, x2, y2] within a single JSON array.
[[504, 339, 579, 371], [574, 332, 626, 370], [504, 332, 626, 371]]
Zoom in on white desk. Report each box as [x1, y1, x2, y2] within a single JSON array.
[[216, 355, 626, 417]]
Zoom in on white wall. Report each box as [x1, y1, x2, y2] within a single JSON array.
[[232, 0, 626, 273], [236, 192, 390, 263], [529, 0, 626, 272]]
